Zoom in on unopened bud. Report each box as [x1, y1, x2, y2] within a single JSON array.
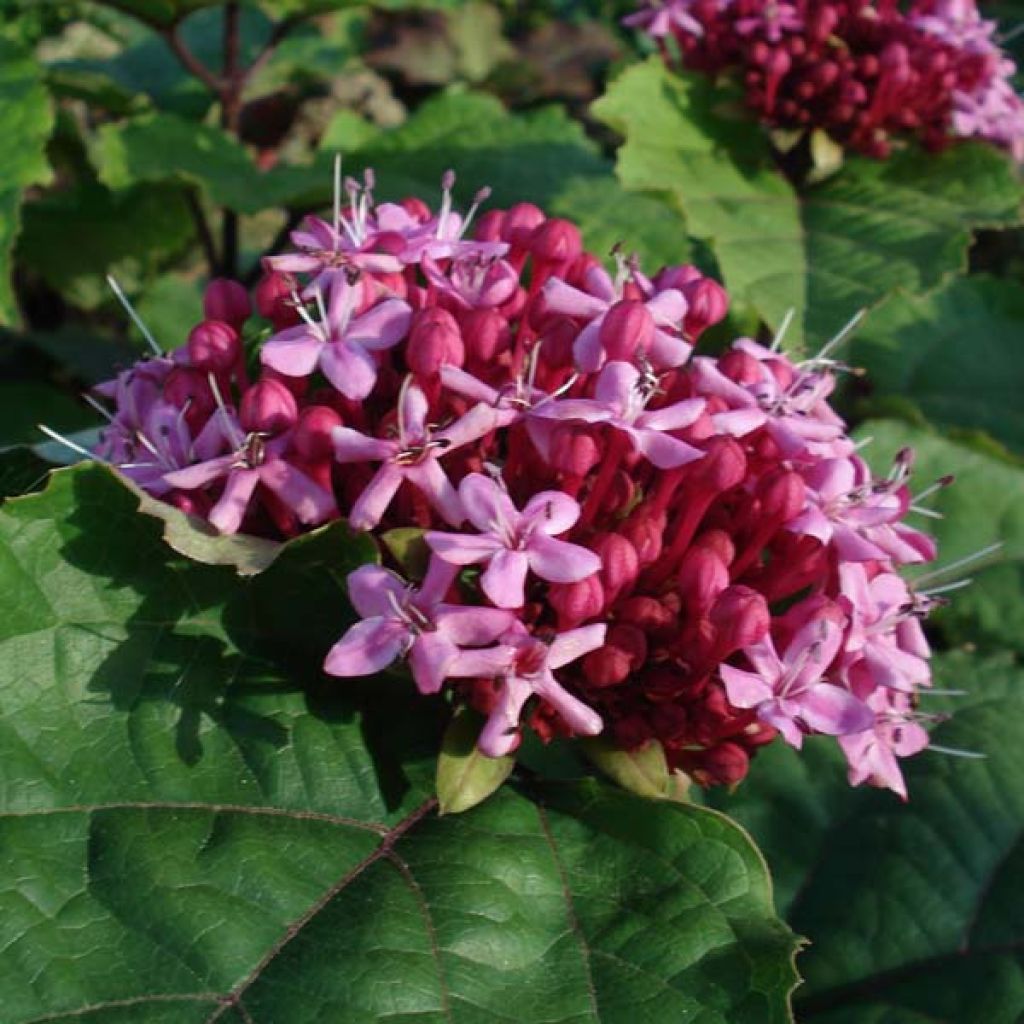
[[682, 278, 729, 338], [530, 218, 582, 265], [400, 196, 432, 223], [473, 208, 505, 242], [459, 308, 510, 363], [710, 586, 770, 652], [599, 300, 655, 361], [406, 307, 465, 377], [593, 533, 640, 602], [240, 377, 298, 434], [678, 547, 729, 616], [757, 468, 805, 523], [187, 320, 240, 374], [548, 575, 605, 629], [255, 271, 298, 329], [293, 405, 343, 461], [549, 424, 601, 476], [620, 509, 666, 566], [502, 203, 546, 249], [616, 596, 676, 641], [203, 279, 252, 327], [582, 624, 647, 688], [698, 742, 749, 786], [694, 436, 747, 491]]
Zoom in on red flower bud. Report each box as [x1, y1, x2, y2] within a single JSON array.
[[400, 196, 431, 223], [599, 300, 655, 361], [406, 307, 464, 377], [548, 575, 606, 629], [293, 405, 343, 462], [240, 377, 298, 434], [582, 624, 647, 688], [710, 586, 770, 653], [502, 203, 546, 249], [473, 208, 505, 243], [203, 279, 252, 327], [696, 742, 749, 786], [620, 509, 666, 566], [593, 533, 640, 602], [530, 218, 582, 265], [681, 278, 729, 338], [459, 307, 510, 364], [757, 468, 806, 523], [255, 271, 297, 329], [678, 547, 730, 616], [549, 423, 601, 476], [616, 596, 677, 641], [187, 320, 241, 373]]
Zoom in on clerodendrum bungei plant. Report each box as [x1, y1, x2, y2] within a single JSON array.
[[86, 164, 950, 805]]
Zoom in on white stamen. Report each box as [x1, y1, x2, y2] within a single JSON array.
[[928, 743, 987, 760], [770, 308, 795, 352], [106, 275, 162, 356], [914, 542, 1003, 584], [853, 435, 874, 450], [920, 578, 974, 596], [919, 688, 968, 697], [207, 373, 245, 450], [83, 394, 115, 423], [333, 153, 343, 239], [909, 505, 944, 520], [37, 425, 99, 460]]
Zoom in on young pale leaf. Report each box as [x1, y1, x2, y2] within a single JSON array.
[[581, 735, 674, 800], [706, 651, 1024, 1024], [381, 525, 430, 579], [593, 59, 1023, 350], [436, 706, 515, 814], [0, 461, 801, 1022]]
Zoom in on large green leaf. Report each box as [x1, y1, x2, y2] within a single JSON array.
[[852, 276, 1024, 455], [0, 40, 55, 325], [706, 651, 1024, 1024], [856, 419, 1024, 656], [0, 462, 800, 1022], [593, 59, 1023, 350]]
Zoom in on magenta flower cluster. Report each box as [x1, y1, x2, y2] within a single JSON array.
[[92, 168, 945, 797], [626, 0, 1024, 161]]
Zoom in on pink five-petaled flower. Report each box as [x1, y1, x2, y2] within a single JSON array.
[[720, 604, 874, 748], [530, 360, 705, 470], [323, 560, 515, 695], [162, 392, 336, 535], [838, 689, 929, 801], [332, 379, 497, 530], [541, 266, 691, 372], [261, 277, 411, 401], [425, 473, 602, 608], [623, 0, 705, 38], [451, 623, 607, 756]]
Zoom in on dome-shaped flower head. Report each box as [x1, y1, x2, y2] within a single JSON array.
[[425, 473, 603, 608]]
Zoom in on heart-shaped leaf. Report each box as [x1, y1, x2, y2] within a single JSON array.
[[0, 462, 801, 1022], [706, 650, 1024, 1024], [593, 59, 1023, 351]]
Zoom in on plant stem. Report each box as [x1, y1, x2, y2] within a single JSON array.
[[186, 187, 219, 277], [219, 2, 243, 278]]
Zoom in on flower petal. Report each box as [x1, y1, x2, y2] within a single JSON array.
[[798, 684, 875, 736], [624, 425, 703, 469], [522, 490, 581, 536], [480, 549, 530, 608], [534, 670, 603, 736], [425, 530, 504, 565], [320, 341, 378, 401], [404, 459, 463, 526], [332, 427, 395, 464], [260, 328, 323, 378], [637, 397, 705, 432], [163, 455, 236, 491], [720, 665, 774, 709], [347, 565, 407, 619], [458, 473, 520, 535], [527, 535, 601, 583], [436, 605, 516, 645], [324, 618, 408, 677], [548, 623, 607, 669], [208, 468, 260, 534], [349, 299, 413, 352], [348, 464, 404, 531], [478, 676, 533, 757], [258, 459, 336, 524], [408, 632, 460, 694]]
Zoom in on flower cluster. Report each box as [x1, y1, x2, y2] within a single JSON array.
[[91, 168, 946, 798], [626, 0, 1024, 160]]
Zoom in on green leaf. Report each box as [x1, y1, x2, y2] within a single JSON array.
[[381, 525, 429, 579], [18, 182, 195, 310], [592, 60, 805, 346], [549, 176, 696, 270], [706, 651, 1024, 1024], [856, 419, 1024, 656], [0, 461, 800, 1021], [0, 39, 55, 325], [852, 275, 1024, 456], [436, 706, 515, 814], [581, 735, 676, 800], [593, 59, 1023, 350]]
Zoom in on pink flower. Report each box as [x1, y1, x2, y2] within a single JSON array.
[[450, 624, 607, 756], [623, 0, 706, 38], [162, 401, 336, 535], [541, 264, 692, 371], [787, 455, 936, 565], [425, 474, 602, 608], [721, 604, 874, 748], [422, 252, 519, 310], [332, 380, 497, 530], [837, 563, 932, 694], [261, 278, 411, 401], [530, 361, 705, 469], [324, 560, 515, 694], [838, 690, 929, 800]]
